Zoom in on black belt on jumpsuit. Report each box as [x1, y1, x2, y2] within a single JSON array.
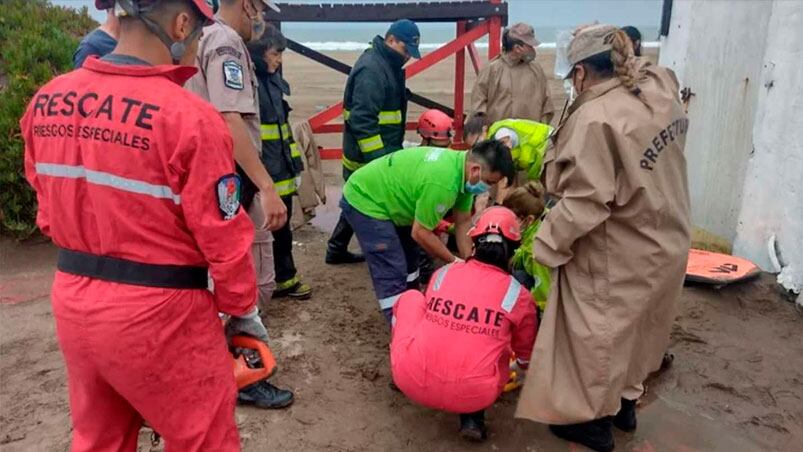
[[57, 248, 208, 289]]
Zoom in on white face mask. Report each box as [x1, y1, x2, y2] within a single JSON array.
[[563, 78, 577, 103]]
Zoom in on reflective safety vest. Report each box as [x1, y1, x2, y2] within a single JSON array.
[[488, 119, 553, 180], [511, 220, 552, 312], [342, 35, 407, 174], [256, 70, 302, 197]]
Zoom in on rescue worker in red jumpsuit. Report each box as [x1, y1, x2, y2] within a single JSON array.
[[21, 1, 267, 450], [391, 207, 538, 442]]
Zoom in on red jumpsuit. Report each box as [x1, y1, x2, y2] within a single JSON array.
[[20, 56, 256, 451], [390, 260, 538, 414]]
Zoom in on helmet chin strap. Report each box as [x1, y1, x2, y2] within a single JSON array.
[[117, 0, 204, 64]]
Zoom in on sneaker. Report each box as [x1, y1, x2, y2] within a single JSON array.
[[238, 380, 294, 409], [325, 250, 365, 265], [274, 277, 312, 300], [459, 412, 488, 442], [549, 417, 614, 452], [614, 398, 637, 432]]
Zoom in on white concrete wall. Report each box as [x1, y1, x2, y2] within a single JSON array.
[[733, 1, 803, 293], [659, 0, 803, 292], [658, 0, 772, 245]]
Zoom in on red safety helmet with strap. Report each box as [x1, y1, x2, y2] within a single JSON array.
[[417, 109, 453, 140], [95, 0, 218, 21], [469, 207, 521, 242]]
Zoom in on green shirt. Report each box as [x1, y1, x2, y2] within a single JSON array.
[[343, 146, 474, 229]]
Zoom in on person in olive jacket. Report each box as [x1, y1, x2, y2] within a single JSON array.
[[248, 26, 311, 299]]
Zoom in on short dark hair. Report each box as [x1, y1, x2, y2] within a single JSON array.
[[247, 24, 287, 57], [502, 29, 524, 52], [463, 112, 488, 139], [621, 26, 642, 44], [580, 50, 615, 77], [469, 139, 516, 183]]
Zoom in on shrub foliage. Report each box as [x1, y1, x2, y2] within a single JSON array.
[[0, 0, 96, 237]]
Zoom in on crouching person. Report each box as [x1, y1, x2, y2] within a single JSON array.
[[390, 207, 538, 442], [341, 141, 514, 324]]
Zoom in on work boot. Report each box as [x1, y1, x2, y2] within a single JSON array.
[[238, 380, 294, 409], [614, 398, 637, 432], [459, 411, 488, 442], [549, 417, 614, 452], [325, 249, 365, 265], [274, 277, 312, 300]]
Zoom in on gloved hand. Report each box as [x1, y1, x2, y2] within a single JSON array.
[[510, 359, 528, 385], [225, 307, 270, 345]]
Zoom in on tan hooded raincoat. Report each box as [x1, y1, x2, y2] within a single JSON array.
[[470, 53, 554, 125], [515, 61, 691, 424]]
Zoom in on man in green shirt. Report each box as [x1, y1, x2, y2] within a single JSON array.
[[340, 140, 515, 323]]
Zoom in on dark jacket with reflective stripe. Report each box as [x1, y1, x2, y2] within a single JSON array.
[[342, 35, 408, 173], [254, 63, 302, 197]]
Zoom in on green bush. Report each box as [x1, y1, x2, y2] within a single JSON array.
[[0, 0, 96, 238]]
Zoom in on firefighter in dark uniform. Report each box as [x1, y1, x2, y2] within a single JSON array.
[[325, 19, 421, 264], [247, 26, 312, 299]]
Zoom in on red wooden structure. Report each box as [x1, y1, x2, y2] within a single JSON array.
[[267, 0, 508, 159]]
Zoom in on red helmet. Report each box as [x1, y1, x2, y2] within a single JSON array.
[[468, 207, 521, 242], [417, 109, 453, 140]]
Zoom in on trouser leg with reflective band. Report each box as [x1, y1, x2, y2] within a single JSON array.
[[340, 198, 408, 315], [273, 196, 297, 283], [394, 225, 421, 289], [54, 273, 240, 452], [249, 193, 276, 305]]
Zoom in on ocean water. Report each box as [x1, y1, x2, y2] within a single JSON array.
[[51, 0, 661, 50]]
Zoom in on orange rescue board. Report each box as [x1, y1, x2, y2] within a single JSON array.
[[685, 249, 761, 285]]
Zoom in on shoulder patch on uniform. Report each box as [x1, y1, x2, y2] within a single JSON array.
[[222, 60, 244, 90], [217, 174, 242, 220], [215, 46, 243, 59]]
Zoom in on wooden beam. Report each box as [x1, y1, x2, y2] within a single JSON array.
[[266, 1, 507, 23]]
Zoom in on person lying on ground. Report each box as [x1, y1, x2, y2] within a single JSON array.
[[502, 181, 551, 314], [340, 140, 515, 324], [390, 207, 538, 443]]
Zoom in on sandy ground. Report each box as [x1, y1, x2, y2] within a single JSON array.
[[2, 48, 803, 451]]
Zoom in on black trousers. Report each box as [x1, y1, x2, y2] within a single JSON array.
[[273, 195, 297, 283], [328, 167, 355, 254]]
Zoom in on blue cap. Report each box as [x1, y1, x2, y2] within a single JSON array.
[[387, 19, 421, 59]]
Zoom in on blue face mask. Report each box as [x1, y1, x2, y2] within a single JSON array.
[[465, 180, 490, 195]]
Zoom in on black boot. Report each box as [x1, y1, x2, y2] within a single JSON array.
[[459, 411, 488, 442], [326, 215, 365, 264], [614, 398, 637, 432], [549, 417, 614, 452], [238, 380, 294, 409]]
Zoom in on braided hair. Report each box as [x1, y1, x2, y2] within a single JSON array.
[[578, 28, 644, 96], [609, 29, 643, 95]]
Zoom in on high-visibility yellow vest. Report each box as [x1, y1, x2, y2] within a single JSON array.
[[488, 119, 554, 180]]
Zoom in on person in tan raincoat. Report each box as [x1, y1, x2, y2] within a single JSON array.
[[514, 24, 691, 452], [469, 23, 553, 125]]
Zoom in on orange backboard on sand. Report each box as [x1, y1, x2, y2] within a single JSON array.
[[685, 249, 761, 285]]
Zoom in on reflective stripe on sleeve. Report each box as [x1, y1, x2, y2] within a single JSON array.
[[406, 269, 420, 282], [261, 124, 281, 141], [289, 142, 301, 158], [358, 134, 384, 153], [273, 177, 297, 197], [500, 277, 523, 313], [342, 156, 364, 172], [35, 163, 181, 205], [432, 264, 452, 291], [377, 110, 403, 125], [343, 109, 402, 125]]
